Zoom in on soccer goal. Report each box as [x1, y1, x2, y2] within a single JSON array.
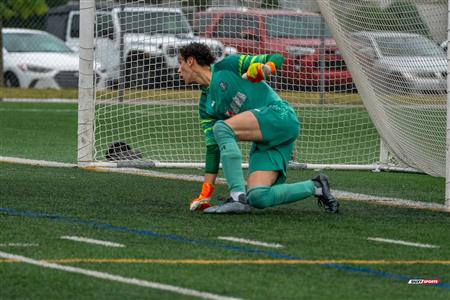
[[77, 0, 449, 204]]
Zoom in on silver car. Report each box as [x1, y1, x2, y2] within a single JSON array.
[[2, 28, 105, 89], [351, 31, 447, 94]]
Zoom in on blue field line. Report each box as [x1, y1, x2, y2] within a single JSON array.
[[2, 207, 449, 290]]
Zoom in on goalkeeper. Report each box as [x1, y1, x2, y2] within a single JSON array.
[[178, 43, 339, 214]]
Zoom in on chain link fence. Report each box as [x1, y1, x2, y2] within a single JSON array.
[[0, 0, 279, 92], [1, 0, 290, 92]]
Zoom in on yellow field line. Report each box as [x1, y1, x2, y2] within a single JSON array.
[[1, 259, 450, 265]]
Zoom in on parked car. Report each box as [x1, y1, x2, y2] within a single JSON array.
[[194, 7, 354, 91], [46, 4, 233, 88], [2, 28, 105, 89], [440, 39, 447, 52], [351, 31, 447, 94]]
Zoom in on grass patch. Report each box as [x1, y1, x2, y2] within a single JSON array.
[[0, 88, 78, 99]]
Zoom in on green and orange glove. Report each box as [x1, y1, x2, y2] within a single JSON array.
[[242, 62, 276, 82], [189, 183, 214, 211]]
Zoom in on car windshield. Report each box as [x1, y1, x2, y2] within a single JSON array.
[[3, 32, 73, 53], [121, 11, 191, 35], [374, 35, 445, 57], [265, 15, 332, 38]]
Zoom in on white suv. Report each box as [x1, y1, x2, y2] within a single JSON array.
[[46, 4, 228, 88]]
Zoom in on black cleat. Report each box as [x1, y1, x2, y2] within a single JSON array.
[[312, 174, 340, 213]]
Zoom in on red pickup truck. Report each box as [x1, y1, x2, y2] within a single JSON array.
[[194, 8, 354, 91]]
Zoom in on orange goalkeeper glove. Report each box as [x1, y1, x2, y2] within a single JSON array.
[[242, 62, 276, 82], [190, 183, 214, 211]]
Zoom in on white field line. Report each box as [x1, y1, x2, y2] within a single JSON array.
[[88, 166, 211, 183], [218, 237, 284, 249], [1, 156, 449, 212], [93, 167, 449, 212], [333, 190, 449, 212], [0, 243, 39, 247], [367, 237, 440, 249], [60, 236, 125, 248], [0, 251, 241, 300]]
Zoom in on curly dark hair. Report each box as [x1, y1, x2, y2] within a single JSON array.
[[179, 42, 216, 66]]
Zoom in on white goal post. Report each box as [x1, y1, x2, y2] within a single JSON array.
[[77, 0, 449, 206], [78, 0, 96, 165]]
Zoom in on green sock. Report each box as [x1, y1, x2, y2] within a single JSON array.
[[213, 121, 245, 194], [247, 181, 315, 209]]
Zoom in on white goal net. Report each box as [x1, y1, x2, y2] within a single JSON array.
[[318, 0, 447, 177], [77, 0, 447, 177]]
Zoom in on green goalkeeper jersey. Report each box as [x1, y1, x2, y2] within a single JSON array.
[[199, 53, 284, 146]]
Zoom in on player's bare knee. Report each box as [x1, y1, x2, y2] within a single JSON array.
[[247, 186, 273, 209]]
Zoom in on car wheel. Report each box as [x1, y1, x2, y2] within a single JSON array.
[[125, 53, 151, 88], [269, 75, 291, 91], [4, 72, 20, 87], [125, 56, 139, 88]]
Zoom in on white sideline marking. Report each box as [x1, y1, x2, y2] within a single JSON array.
[[89, 167, 448, 212], [0, 251, 241, 300], [2, 156, 449, 212], [0, 243, 39, 247], [333, 190, 449, 212], [367, 237, 440, 249], [218, 236, 284, 249], [60, 236, 125, 248]]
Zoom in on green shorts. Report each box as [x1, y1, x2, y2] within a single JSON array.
[[248, 101, 300, 185]]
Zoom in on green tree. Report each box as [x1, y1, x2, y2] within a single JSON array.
[[0, 0, 48, 87]]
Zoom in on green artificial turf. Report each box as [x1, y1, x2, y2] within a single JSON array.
[[1, 163, 449, 299], [0, 97, 448, 299]]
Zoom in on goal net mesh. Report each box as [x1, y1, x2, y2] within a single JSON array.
[[83, 0, 447, 176], [317, 0, 447, 176]]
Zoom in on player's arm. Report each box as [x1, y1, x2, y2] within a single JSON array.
[[240, 54, 284, 82], [190, 117, 220, 211]]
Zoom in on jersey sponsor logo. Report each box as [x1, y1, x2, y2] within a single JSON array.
[[230, 92, 246, 114], [219, 81, 227, 91]]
